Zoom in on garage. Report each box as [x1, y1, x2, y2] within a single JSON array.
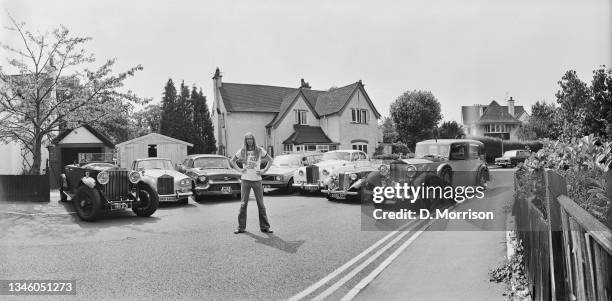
[[47, 124, 115, 188], [115, 133, 193, 168]]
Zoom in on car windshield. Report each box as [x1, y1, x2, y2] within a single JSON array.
[[415, 144, 450, 158], [193, 157, 231, 169], [321, 152, 351, 161], [136, 159, 173, 170], [272, 155, 301, 167], [503, 151, 517, 157]]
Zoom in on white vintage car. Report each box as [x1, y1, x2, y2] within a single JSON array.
[[132, 158, 193, 203], [292, 150, 372, 192]]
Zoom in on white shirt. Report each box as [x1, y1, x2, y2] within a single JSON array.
[[234, 147, 267, 181]]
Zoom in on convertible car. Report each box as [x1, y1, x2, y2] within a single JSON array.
[[178, 154, 242, 201], [132, 158, 193, 203], [59, 153, 158, 221], [261, 152, 322, 192], [292, 150, 371, 193]]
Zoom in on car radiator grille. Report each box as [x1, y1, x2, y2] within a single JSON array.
[[306, 165, 319, 183], [262, 175, 275, 181], [102, 170, 129, 200], [157, 175, 174, 195], [338, 173, 351, 190], [390, 164, 405, 181]]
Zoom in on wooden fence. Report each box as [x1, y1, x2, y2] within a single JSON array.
[[0, 174, 50, 202], [514, 169, 612, 301]]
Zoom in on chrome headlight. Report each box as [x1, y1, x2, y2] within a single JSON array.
[[275, 175, 283, 181], [350, 173, 358, 180], [298, 170, 304, 176], [322, 169, 330, 176], [198, 175, 207, 183], [97, 171, 110, 185], [379, 165, 389, 176], [406, 165, 417, 177], [129, 171, 141, 183], [180, 178, 191, 186]]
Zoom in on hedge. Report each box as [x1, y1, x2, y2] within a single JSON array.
[[470, 137, 544, 163]]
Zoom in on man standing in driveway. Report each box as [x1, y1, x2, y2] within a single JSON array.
[[230, 132, 274, 234]]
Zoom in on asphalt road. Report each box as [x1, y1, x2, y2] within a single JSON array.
[[0, 169, 514, 300]]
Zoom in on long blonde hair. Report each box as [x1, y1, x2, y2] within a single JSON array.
[[238, 132, 260, 161]]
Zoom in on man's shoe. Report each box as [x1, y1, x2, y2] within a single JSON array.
[[261, 229, 273, 233], [234, 229, 245, 234]]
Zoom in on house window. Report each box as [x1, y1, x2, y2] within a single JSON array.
[[488, 124, 509, 133], [296, 110, 307, 125], [283, 144, 293, 153], [351, 108, 368, 124], [352, 143, 368, 153], [306, 145, 316, 151], [316, 145, 330, 152], [148, 145, 157, 157], [295, 145, 304, 152]]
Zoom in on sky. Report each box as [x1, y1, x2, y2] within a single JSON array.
[[1, 0, 610, 122]]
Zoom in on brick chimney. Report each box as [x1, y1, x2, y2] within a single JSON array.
[[300, 78, 311, 89], [508, 97, 515, 117]]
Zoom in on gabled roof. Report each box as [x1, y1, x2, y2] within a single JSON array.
[[282, 125, 335, 145], [115, 133, 193, 147], [219, 83, 299, 112], [267, 89, 321, 128], [51, 124, 114, 147], [477, 101, 521, 124], [218, 80, 380, 120]]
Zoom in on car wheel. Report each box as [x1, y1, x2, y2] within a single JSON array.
[[72, 185, 102, 221], [133, 184, 159, 217], [440, 168, 452, 187], [477, 170, 488, 189], [59, 186, 68, 202], [195, 195, 207, 202], [285, 178, 295, 193], [178, 198, 188, 204], [414, 174, 446, 209]]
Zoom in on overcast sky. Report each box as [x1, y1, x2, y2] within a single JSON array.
[[1, 0, 610, 122]]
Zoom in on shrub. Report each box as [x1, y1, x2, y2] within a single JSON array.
[[471, 137, 544, 163], [391, 142, 411, 155]]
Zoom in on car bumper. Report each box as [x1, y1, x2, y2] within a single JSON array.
[[194, 182, 241, 195], [495, 161, 511, 166], [292, 183, 324, 191], [158, 191, 193, 202], [261, 180, 289, 188]]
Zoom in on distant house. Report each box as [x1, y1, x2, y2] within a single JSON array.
[[461, 97, 529, 140], [116, 133, 193, 168], [211, 68, 382, 157]]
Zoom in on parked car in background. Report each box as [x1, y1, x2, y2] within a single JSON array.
[[59, 153, 158, 221], [495, 149, 531, 168], [262, 152, 322, 192], [132, 158, 192, 204], [321, 162, 385, 201], [293, 150, 371, 193], [177, 154, 242, 201], [361, 139, 490, 208]]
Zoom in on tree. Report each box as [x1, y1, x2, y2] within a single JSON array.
[[588, 66, 612, 139], [133, 104, 161, 136], [437, 121, 465, 139], [159, 79, 178, 136], [390, 90, 442, 148], [0, 15, 145, 174], [519, 101, 561, 139], [192, 87, 216, 154], [380, 116, 398, 143], [556, 70, 590, 138]]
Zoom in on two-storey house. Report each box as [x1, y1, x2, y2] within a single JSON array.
[[461, 97, 529, 140], [211, 68, 381, 157]]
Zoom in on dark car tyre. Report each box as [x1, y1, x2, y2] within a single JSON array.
[[133, 184, 159, 217], [178, 198, 189, 204], [440, 168, 452, 187], [195, 195, 207, 202], [72, 185, 102, 221], [285, 178, 295, 193], [59, 186, 68, 202], [414, 174, 446, 209]]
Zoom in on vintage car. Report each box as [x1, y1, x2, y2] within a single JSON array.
[[59, 153, 158, 221], [361, 139, 490, 208], [261, 152, 322, 192], [177, 154, 242, 201], [495, 149, 531, 168], [132, 158, 193, 203], [321, 161, 385, 201], [292, 150, 371, 193]]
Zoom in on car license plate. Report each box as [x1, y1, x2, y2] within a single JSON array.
[[305, 186, 318, 191], [112, 202, 128, 210], [331, 192, 346, 199], [221, 186, 232, 193], [159, 196, 175, 201], [263, 185, 271, 189]]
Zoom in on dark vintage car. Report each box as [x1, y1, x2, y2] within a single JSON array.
[[361, 139, 490, 208], [177, 154, 242, 201], [494, 149, 531, 168], [261, 152, 322, 192], [132, 158, 193, 203], [59, 153, 158, 221]]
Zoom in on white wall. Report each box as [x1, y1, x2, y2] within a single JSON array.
[[271, 95, 318, 153], [225, 112, 274, 156], [336, 89, 380, 155], [0, 140, 49, 175]]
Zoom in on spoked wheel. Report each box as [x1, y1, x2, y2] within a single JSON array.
[[72, 186, 102, 221], [477, 170, 488, 190], [133, 185, 159, 217], [440, 169, 452, 187]]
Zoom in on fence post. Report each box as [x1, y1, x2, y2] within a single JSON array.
[[545, 169, 568, 301]]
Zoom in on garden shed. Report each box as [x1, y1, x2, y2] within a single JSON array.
[[116, 133, 193, 168]]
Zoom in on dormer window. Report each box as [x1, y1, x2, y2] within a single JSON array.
[[296, 110, 307, 125], [351, 109, 368, 124]]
